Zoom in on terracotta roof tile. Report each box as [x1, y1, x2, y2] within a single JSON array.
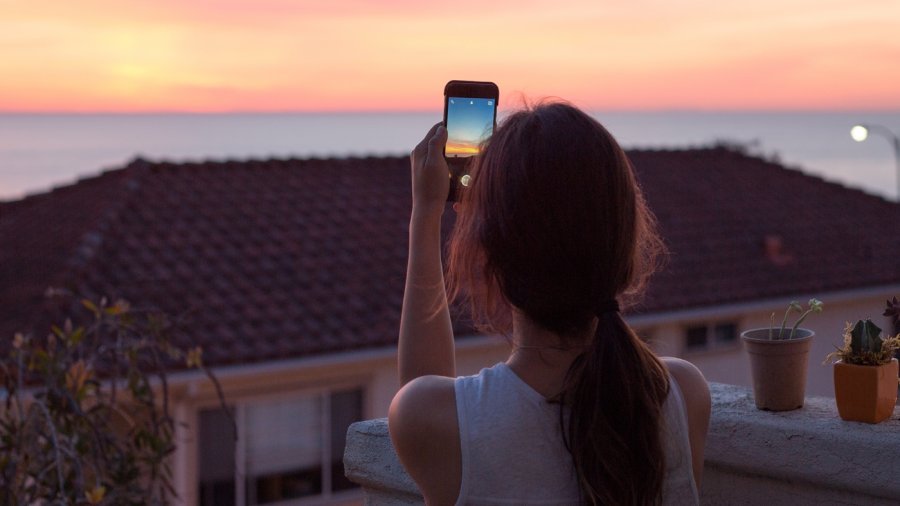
[[3, 149, 900, 368]]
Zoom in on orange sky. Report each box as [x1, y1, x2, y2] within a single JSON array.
[[2, 0, 899, 112]]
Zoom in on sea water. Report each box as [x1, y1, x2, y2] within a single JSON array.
[[1, 111, 898, 201]]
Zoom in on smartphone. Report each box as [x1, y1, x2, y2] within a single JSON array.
[[443, 80, 499, 201]]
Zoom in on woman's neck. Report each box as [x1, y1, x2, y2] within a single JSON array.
[[505, 311, 594, 400]]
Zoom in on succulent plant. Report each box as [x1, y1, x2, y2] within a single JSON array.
[[884, 296, 900, 332], [826, 316, 900, 366], [849, 319, 884, 356]]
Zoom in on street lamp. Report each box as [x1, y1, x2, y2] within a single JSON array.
[[850, 123, 900, 200]]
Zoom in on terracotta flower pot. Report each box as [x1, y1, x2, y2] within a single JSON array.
[[833, 358, 899, 424], [741, 328, 814, 411]]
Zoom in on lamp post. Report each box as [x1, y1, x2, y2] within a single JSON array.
[[850, 124, 900, 201]]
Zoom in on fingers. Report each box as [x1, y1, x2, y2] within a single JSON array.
[[423, 125, 447, 169], [412, 123, 443, 166], [428, 125, 447, 152]]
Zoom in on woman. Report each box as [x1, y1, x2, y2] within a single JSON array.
[[389, 102, 710, 505]]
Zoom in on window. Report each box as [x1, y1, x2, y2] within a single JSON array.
[[713, 323, 737, 344], [199, 388, 364, 506], [684, 321, 738, 352], [685, 326, 708, 349]]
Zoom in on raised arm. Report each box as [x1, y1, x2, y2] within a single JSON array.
[[398, 123, 456, 386]]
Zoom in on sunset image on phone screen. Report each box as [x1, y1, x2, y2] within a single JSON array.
[[445, 97, 495, 157]]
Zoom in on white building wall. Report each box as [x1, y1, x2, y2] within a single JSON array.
[[169, 336, 512, 504], [637, 292, 897, 398]]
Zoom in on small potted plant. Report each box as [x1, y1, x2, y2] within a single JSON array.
[[886, 296, 900, 363], [741, 298, 823, 411], [824, 299, 900, 424]]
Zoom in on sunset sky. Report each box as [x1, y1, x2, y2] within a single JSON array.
[[2, 0, 899, 112]]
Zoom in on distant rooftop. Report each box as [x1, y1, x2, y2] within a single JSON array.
[[2, 149, 900, 367]]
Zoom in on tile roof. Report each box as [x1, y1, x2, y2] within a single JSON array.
[[630, 149, 900, 313], [3, 149, 900, 368]]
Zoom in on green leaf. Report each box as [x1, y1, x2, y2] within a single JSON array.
[[68, 327, 85, 347], [81, 299, 98, 314]]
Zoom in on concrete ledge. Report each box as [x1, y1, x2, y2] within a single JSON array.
[[343, 418, 422, 505], [703, 383, 900, 505], [345, 383, 900, 505]]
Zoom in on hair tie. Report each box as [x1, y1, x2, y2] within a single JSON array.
[[594, 299, 620, 316]]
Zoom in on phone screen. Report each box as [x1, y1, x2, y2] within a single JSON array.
[[445, 97, 496, 158]]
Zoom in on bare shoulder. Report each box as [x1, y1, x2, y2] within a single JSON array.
[[661, 357, 711, 428], [661, 357, 711, 489], [662, 358, 710, 405], [388, 375, 460, 505], [389, 375, 457, 434]]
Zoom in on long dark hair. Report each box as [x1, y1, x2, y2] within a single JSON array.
[[446, 102, 669, 505]]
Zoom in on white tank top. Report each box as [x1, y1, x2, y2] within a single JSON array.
[[453, 362, 699, 506]]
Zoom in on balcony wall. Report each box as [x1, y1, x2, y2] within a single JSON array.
[[343, 383, 900, 505]]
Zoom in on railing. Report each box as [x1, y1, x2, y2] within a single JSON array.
[[344, 383, 900, 505]]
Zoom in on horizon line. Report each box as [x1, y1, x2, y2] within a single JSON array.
[[3, 107, 900, 115]]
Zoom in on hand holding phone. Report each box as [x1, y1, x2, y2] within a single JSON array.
[[443, 80, 499, 201], [410, 123, 451, 210]]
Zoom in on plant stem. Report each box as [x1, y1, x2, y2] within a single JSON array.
[[36, 400, 66, 499], [791, 309, 815, 339], [779, 308, 791, 340]]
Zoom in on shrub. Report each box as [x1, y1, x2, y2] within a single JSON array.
[[0, 295, 229, 505]]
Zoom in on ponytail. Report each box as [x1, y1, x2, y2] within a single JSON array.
[[561, 310, 669, 505]]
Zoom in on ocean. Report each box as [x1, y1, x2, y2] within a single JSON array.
[[1, 111, 899, 202]]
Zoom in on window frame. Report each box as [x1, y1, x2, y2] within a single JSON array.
[[196, 378, 367, 506], [682, 320, 739, 354]]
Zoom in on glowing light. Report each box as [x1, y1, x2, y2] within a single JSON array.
[[460, 174, 472, 187], [850, 125, 869, 142]]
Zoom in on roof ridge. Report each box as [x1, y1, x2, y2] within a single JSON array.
[[632, 145, 899, 206], [10, 150, 896, 211], [63, 157, 149, 276], [0, 158, 146, 339], [142, 153, 411, 169], [738, 151, 899, 206]]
